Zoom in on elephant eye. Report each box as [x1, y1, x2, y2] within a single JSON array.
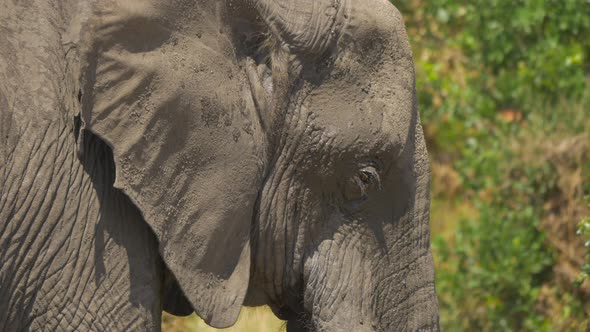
[[359, 165, 381, 189], [343, 165, 381, 204]]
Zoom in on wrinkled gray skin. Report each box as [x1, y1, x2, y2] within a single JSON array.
[[0, 0, 439, 331]]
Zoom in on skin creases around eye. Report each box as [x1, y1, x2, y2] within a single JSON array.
[[359, 170, 371, 184], [359, 165, 381, 189], [343, 165, 381, 204]]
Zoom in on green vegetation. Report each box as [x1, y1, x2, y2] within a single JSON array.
[[578, 198, 590, 285], [162, 309, 284, 332], [397, 0, 590, 330]]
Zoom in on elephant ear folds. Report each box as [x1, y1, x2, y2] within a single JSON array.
[[78, 3, 266, 328], [253, 0, 347, 55]]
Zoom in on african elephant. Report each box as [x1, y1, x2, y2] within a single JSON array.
[[0, 0, 439, 331]]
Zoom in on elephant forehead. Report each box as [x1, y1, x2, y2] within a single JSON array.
[[302, 81, 413, 163]]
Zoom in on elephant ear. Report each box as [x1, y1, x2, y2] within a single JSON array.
[[78, 2, 266, 328], [253, 0, 348, 55]]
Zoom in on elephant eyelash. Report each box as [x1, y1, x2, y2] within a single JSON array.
[[358, 165, 382, 190], [342, 165, 382, 206]]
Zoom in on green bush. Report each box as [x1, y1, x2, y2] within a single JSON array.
[[433, 130, 558, 330], [577, 198, 590, 286], [436, 0, 589, 101], [396, 0, 590, 154], [395, 0, 590, 330]]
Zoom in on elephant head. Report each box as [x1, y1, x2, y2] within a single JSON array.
[[76, 0, 439, 330]]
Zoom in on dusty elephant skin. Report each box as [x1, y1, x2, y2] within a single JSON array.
[[0, 0, 439, 331]]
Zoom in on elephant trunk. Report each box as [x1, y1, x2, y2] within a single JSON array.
[[372, 125, 440, 331], [299, 201, 440, 331], [372, 218, 440, 331]]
